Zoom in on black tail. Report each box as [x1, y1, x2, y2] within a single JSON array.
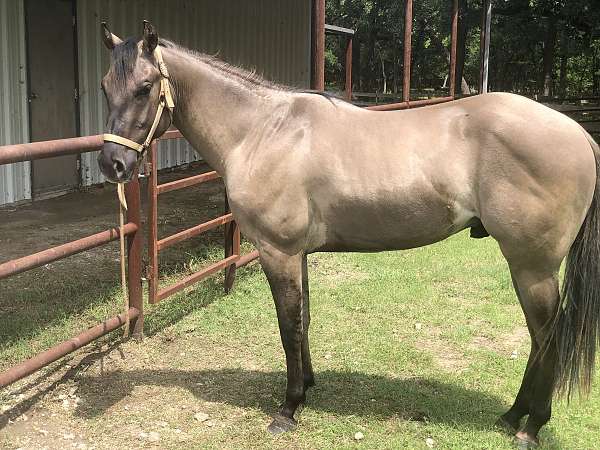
[[553, 130, 600, 398]]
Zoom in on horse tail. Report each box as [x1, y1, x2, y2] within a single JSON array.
[[552, 129, 600, 399]]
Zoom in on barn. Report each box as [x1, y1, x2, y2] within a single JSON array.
[[0, 0, 317, 206]]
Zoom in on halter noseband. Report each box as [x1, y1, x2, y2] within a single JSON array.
[[103, 45, 175, 155]]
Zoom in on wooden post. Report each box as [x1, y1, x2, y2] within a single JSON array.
[[311, 0, 325, 90], [125, 171, 144, 338]]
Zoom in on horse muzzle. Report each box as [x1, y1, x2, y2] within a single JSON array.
[[98, 141, 138, 183]]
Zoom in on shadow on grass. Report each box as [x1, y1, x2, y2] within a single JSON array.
[[70, 367, 560, 447], [0, 174, 229, 354], [0, 340, 124, 430], [0, 235, 245, 351]]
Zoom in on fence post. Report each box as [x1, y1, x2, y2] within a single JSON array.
[[147, 141, 159, 304], [125, 171, 144, 339], [449, 0, 459, 97], [223, 194, 240, 293]]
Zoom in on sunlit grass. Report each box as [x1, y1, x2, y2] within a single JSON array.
[[1, 231, 599, 449]]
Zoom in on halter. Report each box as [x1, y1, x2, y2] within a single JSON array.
[[103, 45, 175, 155]]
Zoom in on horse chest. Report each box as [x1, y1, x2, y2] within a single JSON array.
[[226, 179, 312, 252]]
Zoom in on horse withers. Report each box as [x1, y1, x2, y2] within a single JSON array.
[[97, 21, 600, 447]]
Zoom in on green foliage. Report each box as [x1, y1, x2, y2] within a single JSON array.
[[325, 0, 600, 97]]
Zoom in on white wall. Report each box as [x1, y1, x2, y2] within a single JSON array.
[[0, 0, 30, 206]]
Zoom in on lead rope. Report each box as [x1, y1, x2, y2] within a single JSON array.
[[117, 183, 130, 338], [104, 44, 174, 339]]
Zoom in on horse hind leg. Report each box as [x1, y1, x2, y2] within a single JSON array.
[[496, 275, 539, 434], [500, 261, 560, 448]]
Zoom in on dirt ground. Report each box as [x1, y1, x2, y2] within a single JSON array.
[[0, 163, 236, 449], [0, 162, 226, 266]]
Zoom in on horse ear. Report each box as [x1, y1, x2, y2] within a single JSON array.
[[101, 22, 122, 50], [142, 20, 158, 54]]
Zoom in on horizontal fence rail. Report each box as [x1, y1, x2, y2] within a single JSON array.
[[0, 223, 138, 280], [364, 96, 455, 111], [0, 135, 103, 165], [0, 307, 140, 388]]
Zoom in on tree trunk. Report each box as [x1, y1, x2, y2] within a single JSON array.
[[559, 53, 568, 97], [541, 15, 557, 97], [593, 53, 600, 96], [380, 53, 387, 93], [367, 33, 376, 92], [354, 37, 362, 92]]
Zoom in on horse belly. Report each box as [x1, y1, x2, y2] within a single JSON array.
[[313, 191, 473, 252]]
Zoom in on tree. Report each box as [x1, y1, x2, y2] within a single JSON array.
[[325, 0, 600, 98]]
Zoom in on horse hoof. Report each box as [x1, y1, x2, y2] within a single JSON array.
[[514, 431, 539, 449], [267, 414, 297, 435], [495, 417, 518, 435]]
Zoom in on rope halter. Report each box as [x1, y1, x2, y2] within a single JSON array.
[[103, 45, 175, 155]]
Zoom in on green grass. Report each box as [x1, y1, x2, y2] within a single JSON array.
[[2, 231, 600, 449]]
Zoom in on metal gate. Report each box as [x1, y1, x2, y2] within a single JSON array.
[[145, 130, 259, 304]]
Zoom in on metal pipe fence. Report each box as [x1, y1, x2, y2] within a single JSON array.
[[145, 131, 258, 305], [0, 135, 143, 389], [0, 129, 257, 389]]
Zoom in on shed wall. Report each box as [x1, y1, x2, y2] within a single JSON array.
[[0, 0, 30, 206], [77, 0, 311, 186]]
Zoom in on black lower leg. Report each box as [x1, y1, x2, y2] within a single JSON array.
[[498, 341, 538, 432], [301, 254, 315, 391], [516, 348, 556, 446], [262, 252, 306, 434]]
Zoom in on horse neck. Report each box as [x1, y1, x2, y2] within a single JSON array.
[[163, 48, 279, 175]]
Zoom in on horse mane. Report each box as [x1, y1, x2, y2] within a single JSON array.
[[109, 36, 341, 103], [159, 38, 292, 93]]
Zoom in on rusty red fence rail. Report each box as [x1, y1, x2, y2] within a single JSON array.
[[0, 135, 144, 389], [146, 130, 258, 304], [0, 129, 258, 389]]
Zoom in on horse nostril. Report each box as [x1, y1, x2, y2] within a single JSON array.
[[112, 158, 126, 177]]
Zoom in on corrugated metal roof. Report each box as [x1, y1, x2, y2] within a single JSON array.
[[0, 0, 30, 206], [77, 0, 311, 186]]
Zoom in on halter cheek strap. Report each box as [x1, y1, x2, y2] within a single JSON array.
[[103, 45, 175, 155]]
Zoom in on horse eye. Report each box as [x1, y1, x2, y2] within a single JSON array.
[[135, 84, 152, 97]]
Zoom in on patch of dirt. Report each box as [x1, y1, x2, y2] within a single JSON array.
[[468, 326, 530, 358], [413, 326, 470, 373], [0, 330, 272, 450], [308, 254, 369, 287], [0, 161, 224, 270], [2, 405, 91, 450]]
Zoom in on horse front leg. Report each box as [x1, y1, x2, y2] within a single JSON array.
[[260, 247, 306, 434], [301, 253, 315, 390]]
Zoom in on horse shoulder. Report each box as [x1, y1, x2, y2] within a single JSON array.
[[224, 119, 314, 253]]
